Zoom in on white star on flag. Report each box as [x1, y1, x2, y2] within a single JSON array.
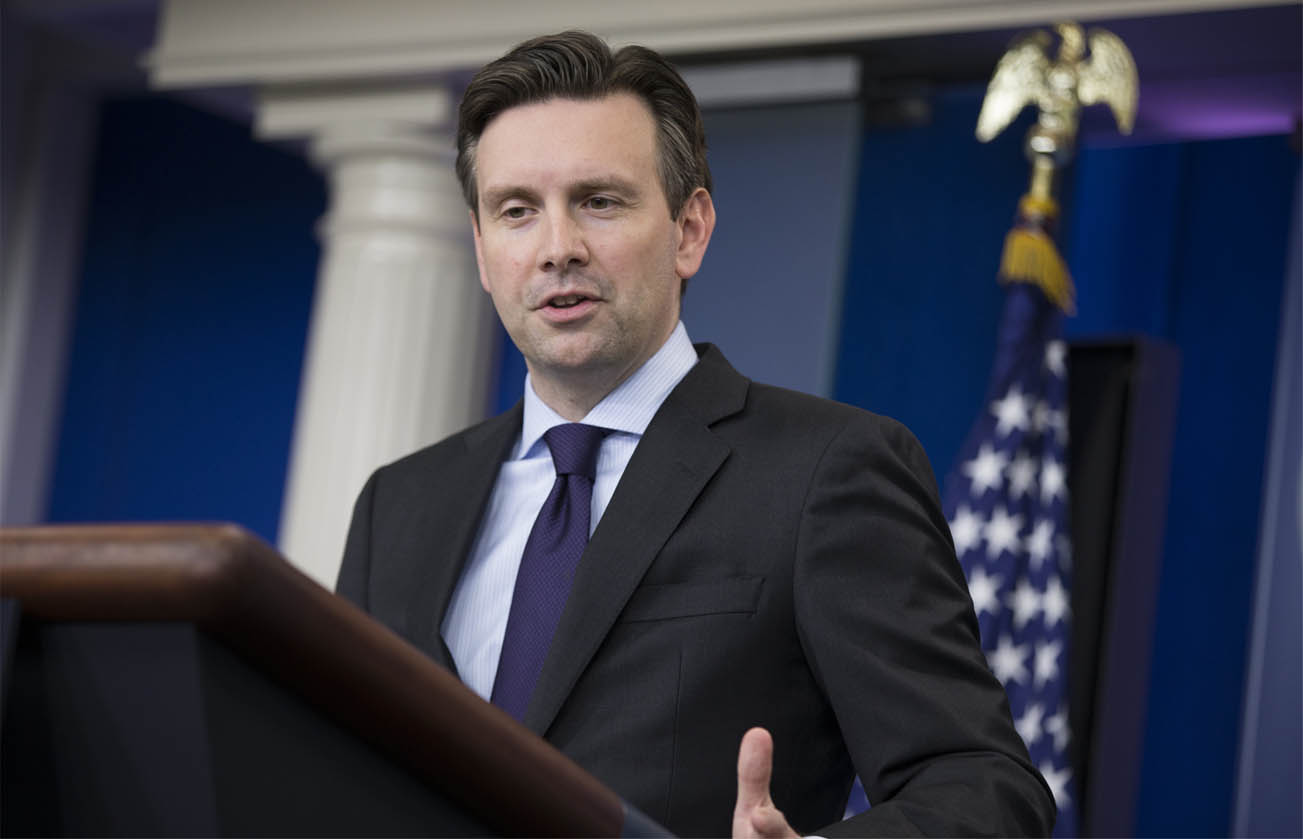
[[1040, 459, 1066, 503], [1026, 519, 1054, 569], [1007, 452, 1038, 499], [1034, 639, 1062, 687], [1040, 762, 1073, 809], [1032, 401, 1068, 442], [962, 444, 1008, 495], [1045, 340, 1067, 377], [949, 505, 984, 555], [1009, 578, 1043, 629], [1046, 706, 1071, 752], [1016, 702, 1045, 747], [991, 385, 1031, 436], [1042, 576, 1069, 627], [967, 566, 1003, 618], [989, 634, 1029, 686], [983, 506, 1023, 558]]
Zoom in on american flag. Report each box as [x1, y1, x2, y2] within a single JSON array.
[[842, 279, 1076, 828], [943, 279, 1076, 836]]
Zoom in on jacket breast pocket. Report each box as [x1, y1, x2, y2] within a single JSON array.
[[619, 576, 764, 623]]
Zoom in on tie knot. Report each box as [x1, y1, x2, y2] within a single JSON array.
[[543, 423, 610, 479]]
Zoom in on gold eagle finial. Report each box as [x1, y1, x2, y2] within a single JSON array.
[[977, 22, 1138, 148]]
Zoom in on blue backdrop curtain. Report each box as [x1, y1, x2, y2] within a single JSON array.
[[47, 97, 325, 543]]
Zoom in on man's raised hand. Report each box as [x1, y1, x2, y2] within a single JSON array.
[[733, 727, 800, 839]]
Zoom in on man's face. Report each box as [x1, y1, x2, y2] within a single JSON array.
[[471, 94, 713, 401]]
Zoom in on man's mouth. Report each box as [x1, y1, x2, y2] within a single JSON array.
[[547, 294, 591, 309]]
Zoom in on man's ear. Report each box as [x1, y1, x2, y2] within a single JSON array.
[[674, 187, 716, 280], [470, 209, 492, 294]]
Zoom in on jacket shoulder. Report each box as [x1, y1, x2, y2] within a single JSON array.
[[745, 382, 926, 450], [370, 405, 521, 488]]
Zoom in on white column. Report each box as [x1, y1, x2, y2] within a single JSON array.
[[273, 114, 495, 587], [0, 53, 99, 526]]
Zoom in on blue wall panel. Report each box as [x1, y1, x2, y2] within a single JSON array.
[[1234, 169, 1302, 838], [47, 97, 325, 543], [1063, 145, 1186, 338], [833, 85, 1033, 477], [1061, 136, 1298, 835], [1125, 137, 1296, 837], [688, 101, 861, 397]]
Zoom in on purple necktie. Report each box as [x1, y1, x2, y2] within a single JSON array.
[[491, 423, 611, 721]]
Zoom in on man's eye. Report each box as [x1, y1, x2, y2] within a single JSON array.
[[502, 206, 530, 220], [587, 196, 615, 210]]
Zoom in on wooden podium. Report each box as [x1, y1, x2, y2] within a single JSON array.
[[0, 524, 670, 837]]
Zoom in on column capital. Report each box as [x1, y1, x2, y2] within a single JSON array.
[[307, 122, 454, 169], [256, 80, 455, 143], [307, 124, 469, 245], [254, 83, 469, 242]]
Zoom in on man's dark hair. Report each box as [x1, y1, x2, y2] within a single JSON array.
[[456, 30, 712, 220]]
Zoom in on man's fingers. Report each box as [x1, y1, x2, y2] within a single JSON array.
[[734, 728, 799, 839], [736, 727, 775, 810], [749, 804, 796, 838]]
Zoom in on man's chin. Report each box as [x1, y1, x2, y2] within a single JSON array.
[[527, 340, 647, 390], [526, 325, 610, 361], [533, 349, 617, 378]]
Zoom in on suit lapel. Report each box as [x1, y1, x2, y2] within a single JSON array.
[[524, 346, 749, 735], [402, 403, 521, 672]]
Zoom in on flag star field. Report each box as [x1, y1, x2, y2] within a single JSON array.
[[942, 282, 1077, 836]]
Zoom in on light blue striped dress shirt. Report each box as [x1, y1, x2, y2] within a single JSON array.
[[441, 322, 700, 700]]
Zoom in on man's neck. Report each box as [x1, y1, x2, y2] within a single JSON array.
[[526, 324, 683, 421], [528, 365, 636, 422]]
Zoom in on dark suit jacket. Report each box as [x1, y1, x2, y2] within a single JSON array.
[[338, 344, 1055, 837]]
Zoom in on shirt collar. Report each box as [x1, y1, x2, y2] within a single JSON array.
[[516, 321, 698, 459]]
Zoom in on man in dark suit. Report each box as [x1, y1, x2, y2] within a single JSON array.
[[338, 30, 1055, 837]]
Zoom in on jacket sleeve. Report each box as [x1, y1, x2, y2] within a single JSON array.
[[794, 414, 1056, 837]]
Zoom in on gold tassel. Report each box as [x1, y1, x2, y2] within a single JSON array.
[[998, 195, 1077, 314]]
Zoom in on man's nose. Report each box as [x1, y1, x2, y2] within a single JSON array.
[[538, 213, 589, 272]]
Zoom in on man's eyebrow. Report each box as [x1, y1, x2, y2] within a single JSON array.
[[571, 176, 642, 198], [480, 185, 540, 211]]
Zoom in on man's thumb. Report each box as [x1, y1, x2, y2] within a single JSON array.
[[736, 727, 775, 809]]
